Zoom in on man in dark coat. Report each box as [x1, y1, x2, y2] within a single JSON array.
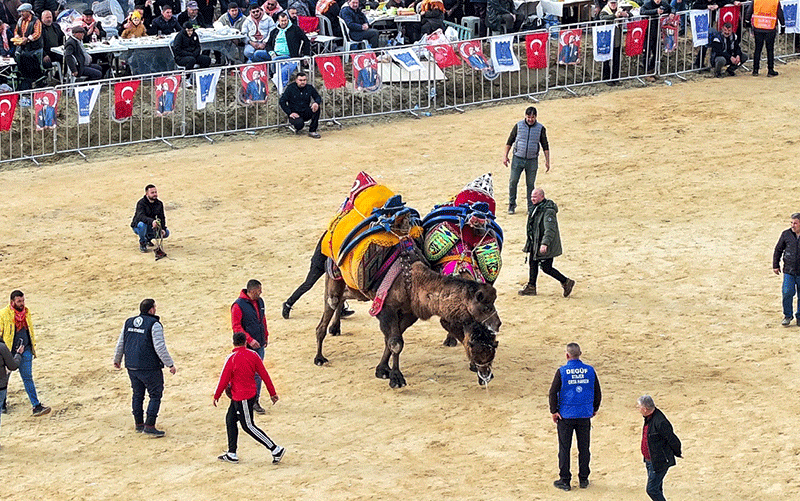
[[638, 395, 682, 501], [708, 22, 747, 77], [149, 5, 182, 34], [520, 188, 574, 297], [39, 9, 62, 68], [279, 71, 322, 138], [172, 21, 211, 68], [64, 26, 103, 80], [130, 184, 170, 253], [773, 213, 800, 326], [265, 11, 309, 58]]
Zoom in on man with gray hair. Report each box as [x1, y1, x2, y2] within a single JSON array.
[[637, 395, 682, 501], [773, 213, 800, 326]]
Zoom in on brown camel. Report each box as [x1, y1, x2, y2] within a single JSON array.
[[314, 252, 502, 388]]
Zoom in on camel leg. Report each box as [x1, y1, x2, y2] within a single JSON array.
[[314, 276, 345, 366], [376, 308, 406, 388], [439, 318, 460, 347]]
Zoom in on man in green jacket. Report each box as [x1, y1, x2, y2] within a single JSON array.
[[520, 188, 575, 297]]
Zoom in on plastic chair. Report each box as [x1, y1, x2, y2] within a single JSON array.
[[338, 17, 368, 62], [460, 16, 480, 39]]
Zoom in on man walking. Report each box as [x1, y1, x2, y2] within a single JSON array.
[[231, 279, 269, 414], [502, 106, 550, 215], [773, 213, 800, 326], [113, 298, 177, 437], [213, 332, 285, 464], [519, 188, 575, 297], [1, 290, 51, 417], [637, 395, 682, 501], [131, 184, 170, 254], [548, 342, 601, 491]]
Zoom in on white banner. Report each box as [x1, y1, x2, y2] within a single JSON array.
[[490, 35, 520, 72], [388, 48, 424, 72], [272, 60, 299, 95], [690, 10, 710, 47], [592, 24, 615, 62], [782, 0, 799, 33], [74, 84, 101, 125], [194, 68, 221, 110]]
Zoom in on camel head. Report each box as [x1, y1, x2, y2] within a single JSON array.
[[464, 281, 502, 333], [464, 320, 498, 385]]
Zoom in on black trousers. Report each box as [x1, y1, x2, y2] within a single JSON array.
[[529, 257, 568, 286], [128, 369, 163, 426], [752, 29, 776, 72], [557, 417, 592, 482], [175, 54, 212, 70], [602, 45, 622, 80], [288, 107, 321, 133], [225, 396, 278, 454], [286, 245, 327, 306], [80, 63, 103, 81]]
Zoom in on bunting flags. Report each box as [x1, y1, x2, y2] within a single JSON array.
[[34, 90, 60, 130], [114, 80, 141, 121], [557, 29, 581, 65], [75, 84, 101, 125], [782, 0, 799, 33], [155, 75, 181, 117], [690, 10, 710, 47], [240, 64, 269, 104], [625, 18, 649, 57], [490, 35, 519, 72], [717, 4, 740, 30], [194, 68, 221, 110], [592, 24, 614, 62], [353, 52, 381, 92], [315, 56, 346, 89], [388, 47, 424, 72], [272, 60, 298, 95], [458, 40, 490, 71], [425, 30, 460, 69], [525, 32, 548, 69], [0, 93, 18, 131]]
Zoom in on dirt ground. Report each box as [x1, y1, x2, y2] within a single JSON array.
[[1, 62, 799, 501]]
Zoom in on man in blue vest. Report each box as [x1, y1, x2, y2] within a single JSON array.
[[502, 106, 551, 215], [548, 342, 601, 491], [113, 298, 177, 437], [231, 279, 269, 414]]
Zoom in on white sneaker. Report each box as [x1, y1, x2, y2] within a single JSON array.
[[218, 452, 239, 463], [272, 446, 285, 463]]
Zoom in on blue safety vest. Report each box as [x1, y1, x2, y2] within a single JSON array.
[[558, 359, 596, 419]]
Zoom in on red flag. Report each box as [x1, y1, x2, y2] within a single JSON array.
[[625, 19, 649, 57], [154, 75, 181, 117], [428, 43, 461, 69], [114, 80, 141, 121], [352, 52, 381, 92], [458, 41, 490, 71], [315, 55, 346, 89], [717, 5, 740, 30], [33, 90, 60, 131], [557, 29, 582, 65], [525, 32, 548, 69], [0, 93, 18, 132], [239, 64, 269, 104]]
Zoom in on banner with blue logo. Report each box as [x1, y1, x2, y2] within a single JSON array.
[[592, 25, 615, 62], [690, 10, 710, 47], [490, 35, 519, 72], [388, 48, 424, 72], [782, 0, 799, 33], [74, 84, 101, 125], [194, 68, 221, 111]]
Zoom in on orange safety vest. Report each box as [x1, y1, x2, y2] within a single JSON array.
[[752, 0, 778, 30]]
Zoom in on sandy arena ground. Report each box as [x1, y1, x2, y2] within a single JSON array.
[[1, 63, 799, 501]]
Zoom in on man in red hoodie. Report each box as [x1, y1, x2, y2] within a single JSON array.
[[214, 332, 285, 464], [231, 279, 269, 413]]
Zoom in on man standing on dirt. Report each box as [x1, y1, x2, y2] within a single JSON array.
[[773, 213, 800, 326], [131, 184, 170, 254], [231, 279, 269, 414], [549, 342, 601, 491], [502, 106, 550, 215], [638, 395, 681, 501]]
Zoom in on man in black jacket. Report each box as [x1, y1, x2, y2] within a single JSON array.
[[279, 71, 322, 138], [64, 27, 103, 80], [773, 213, 800, 326], [131, 184, 170, 253], [172, 21, 211, 68], [639, 0, 670, 74], [265, 11, 310, 58], [39, 10, 63, 69], [149, 5, 182, 35], [709, 22, 747, 77], [638, 395, 681, 501]]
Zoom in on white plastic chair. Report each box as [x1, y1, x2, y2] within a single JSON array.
[[338, 17, 368, 62]]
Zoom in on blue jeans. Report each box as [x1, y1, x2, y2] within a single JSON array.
[[18, 348, 40, 408], [645, 461, 669, 501], [128, 369, 164, 426], [244, 45, 271, 62], [253, 345, 265, 399], [782, 273, 800, 319], [509, 155, 539, 212], [132, 222, 170, 245]]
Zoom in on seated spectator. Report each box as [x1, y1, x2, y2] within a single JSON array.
[[262, 0, 283, 18], [265, 11, 309, 58], [135, 0, 156, 28], [287, 0, 311, 16], [316, 0, 342, 38], [195, 0, 216, 28], [709, 21, 747, 77], [218, 1, 247, 29], [64, 26, 103, 80], [241, 1, 275, 62], [81, 9, 106, 40], [122, 11, 147, 37], [0, 20, 14, 57], [279, 71, 322, 138], [39, 10, 62, 67], [443, 0, 461, 23], [340, 0, 380, 47], [419, 0, 445, 37], [286, 6, 298, 22], [12, 3, 43, 65], [173, 21, 211, 68], [487, 0, 520, 33], [150, 5, 182, 35], [178, 0, 210, 28]]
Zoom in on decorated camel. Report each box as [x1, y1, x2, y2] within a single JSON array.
[[315, 172, 502, 388]]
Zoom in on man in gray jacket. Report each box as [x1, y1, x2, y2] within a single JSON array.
[[502, 106, 551, 214], [0, 341, 22, 438], [519, 188, 574, 297]]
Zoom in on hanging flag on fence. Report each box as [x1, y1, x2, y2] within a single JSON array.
[[557, 29, 581, 65], [155, 75, 181, 117], [783, 0, 799, 33], [625, 18, 648, 57], [592, 24, 614, 62], [114, 80, 141, 121], [717, 5, 740, 30], [458, 40, 490, 71], [75, 84, 101, 125], [0, 93, 18, 131], [315, 56, 346, 89], [195, 68, 221, 110], [34, 90, 60, 130], [490, 35, 519, 72], [272, 60, 298, 95], [424, 30, 460, 68], [353, 52, 382, 92], [240, 64, 269, 104], [525, 32, 548, 69], [388, 47, 424, 72], [690, 10, 710, 47], [661, 14, 680, 53]]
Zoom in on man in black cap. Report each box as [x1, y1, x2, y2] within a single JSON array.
[[173, 21, 211, 69], [64, 26, 103, 80], [80, 8, 106, 41]]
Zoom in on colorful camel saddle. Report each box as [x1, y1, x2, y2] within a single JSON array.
[[422, 173, 503, 284], [322, 171, 423, 293]]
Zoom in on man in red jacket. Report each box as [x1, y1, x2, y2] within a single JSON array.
[[214, 332, 285, 464]]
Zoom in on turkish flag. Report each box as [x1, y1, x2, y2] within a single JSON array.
[[114, 80, 141, 121], [0, 93, 18, 132], [625, 19, 649, 57], [525, 32, 548, 69], [315, 55, 346, 89], [429, 43, 461, 68], [717, 5, 740, 30]]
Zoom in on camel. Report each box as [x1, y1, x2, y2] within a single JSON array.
[[314, 246, 502, 388]]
